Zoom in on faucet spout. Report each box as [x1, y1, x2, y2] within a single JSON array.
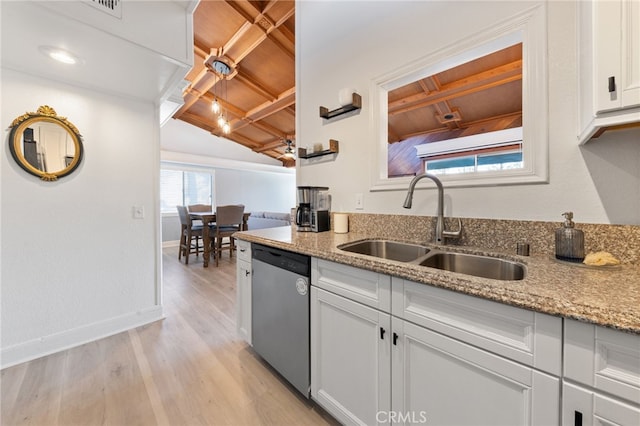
[[403, 173, 462, 245]]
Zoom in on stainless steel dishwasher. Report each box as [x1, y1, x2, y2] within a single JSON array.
[[251, 243, 311, 397]]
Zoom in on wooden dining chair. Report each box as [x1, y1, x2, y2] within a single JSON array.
[[188, 204, 212, 226], [212, 204, 245, 267], [188, 204, 211, 212], [176, 205, 205, 264]]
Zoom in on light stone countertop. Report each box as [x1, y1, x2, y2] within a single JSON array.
[[235, 226, 640, 334]]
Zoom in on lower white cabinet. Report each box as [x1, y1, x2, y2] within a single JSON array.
[[562, 319, 640, 425], [393, 318, 560, 426], [562, 382, 640, 426], [311, 286, 391, 426], [236, 240, 251, 344], [310, 259, 561, 425]]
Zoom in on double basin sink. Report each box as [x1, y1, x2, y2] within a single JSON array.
[[338, 239, 525, 281]]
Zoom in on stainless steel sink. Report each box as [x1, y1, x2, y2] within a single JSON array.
[[338, 239, 525, 281], [338, 239, 430, 262], [417, 251, 525, 281]]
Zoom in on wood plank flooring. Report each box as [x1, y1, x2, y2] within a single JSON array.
[[1, 248, 338, 426]]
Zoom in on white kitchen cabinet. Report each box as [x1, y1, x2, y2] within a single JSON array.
[[392, 317, 560, 426], [578, 0, 640, 143], [562, 382, 640, 426], [310, 258, 562, 425], [392, 277, 563, 376], [312, 257, 391, 311], [311, 286, 391, 426], [236, 240, 252, 344], [562, 319, 640, 425]]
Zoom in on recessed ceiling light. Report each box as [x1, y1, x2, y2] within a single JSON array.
[[38, 46, 83, 65]]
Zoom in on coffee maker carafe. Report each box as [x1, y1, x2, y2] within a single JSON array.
[[296, 186, 330, 232]]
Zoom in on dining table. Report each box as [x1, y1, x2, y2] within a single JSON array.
[[189, 211, 251, 267]]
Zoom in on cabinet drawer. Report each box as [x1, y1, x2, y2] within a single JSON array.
[[564, 319, 640, 404], [312, 258, 391, 312], [563, 382, 640, 426], [236, 239, 251, 262], [392, 278, 562, 375]]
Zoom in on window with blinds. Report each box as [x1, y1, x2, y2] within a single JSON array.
[[160, 169, 213, 214]]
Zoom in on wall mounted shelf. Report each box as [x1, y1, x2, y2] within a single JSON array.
[[298, 139, 339, 159], [319, 93, 362, 119]]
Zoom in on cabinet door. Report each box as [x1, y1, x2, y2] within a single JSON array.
[[621, 0, 640, 108], [311, 286, 391, 426], [236, 258, 251, 344], [592, 0, 640, 113], [391, 319, 560, 426], [593, 0, 622, 113], [392, 278, 562, 375], [564, 319, 640, 404], [563, 382, 640, 426]]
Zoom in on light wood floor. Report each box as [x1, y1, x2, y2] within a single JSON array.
[[1, 248, 338, 426]]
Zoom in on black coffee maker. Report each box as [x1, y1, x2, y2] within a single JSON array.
[[296, 186, 330, 232]]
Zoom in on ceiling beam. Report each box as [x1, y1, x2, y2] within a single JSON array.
[[389, 60, 522, 116], [390, 110, 522, 143]]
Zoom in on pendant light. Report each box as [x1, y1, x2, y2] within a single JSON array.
[[205, 56, 234, 135]]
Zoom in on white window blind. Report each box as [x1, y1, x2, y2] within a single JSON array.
[[160, 169, 213, 214]]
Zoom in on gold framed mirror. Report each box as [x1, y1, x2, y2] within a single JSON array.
[[8, 105, 84, 181]]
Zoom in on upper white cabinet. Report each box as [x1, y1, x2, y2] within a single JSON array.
[[578, 0, 640, 143]]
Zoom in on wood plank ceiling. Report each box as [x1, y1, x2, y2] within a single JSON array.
[[173, 0, 296, 167], [174, 1, 521, 169]]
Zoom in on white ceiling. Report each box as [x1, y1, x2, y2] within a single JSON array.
[[0, 1, 191, 103]]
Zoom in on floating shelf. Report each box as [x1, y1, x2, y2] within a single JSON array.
[[298, 139, 339, 159], [319, 93, 362, 119]]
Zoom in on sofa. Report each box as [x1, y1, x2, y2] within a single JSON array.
[[247, 211, 291, 230]]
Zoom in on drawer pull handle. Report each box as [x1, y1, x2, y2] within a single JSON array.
[[393, 332, 399, 345], [574, 411, 582, 426], [245, 270, 250, 276], [608, 76, 616, 93], [380, 327, 386, 340]]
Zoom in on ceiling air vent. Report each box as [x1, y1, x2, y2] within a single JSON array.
[[85, 0, 122, 18]]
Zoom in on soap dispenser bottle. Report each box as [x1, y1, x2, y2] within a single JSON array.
[[555, 212, 585, 262]]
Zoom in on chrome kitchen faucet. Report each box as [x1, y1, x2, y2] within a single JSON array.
[[403, 173, 462, 245]]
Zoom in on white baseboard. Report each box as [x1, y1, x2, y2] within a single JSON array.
[[0, 306, 165, 370], [163, 240, 180, 248]]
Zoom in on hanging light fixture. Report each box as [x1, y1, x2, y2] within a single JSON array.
[[205, 56, 234, 135], [283, 139, 295, 159], [211, 98, 221, 114]]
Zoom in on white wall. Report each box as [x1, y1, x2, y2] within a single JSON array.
[[1, 70, 162, 368], [214, 168, 296, 211], [160, 119, 296, 243], [297, 0, 640, 225]]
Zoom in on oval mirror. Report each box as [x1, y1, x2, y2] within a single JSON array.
[[8, 105, 84, 181]]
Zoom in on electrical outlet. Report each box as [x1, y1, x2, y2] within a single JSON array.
[[133, 205, 145, 219], [355, 193, 364, 210]]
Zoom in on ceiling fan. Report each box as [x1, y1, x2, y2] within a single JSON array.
[[278, 139, 296, 159]]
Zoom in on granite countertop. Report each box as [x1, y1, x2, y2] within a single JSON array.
[[235, 226, 640, 334]]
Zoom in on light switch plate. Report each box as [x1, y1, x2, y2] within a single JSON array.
[[355, 193, 364, 210], [133, 205, 145, 219]]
